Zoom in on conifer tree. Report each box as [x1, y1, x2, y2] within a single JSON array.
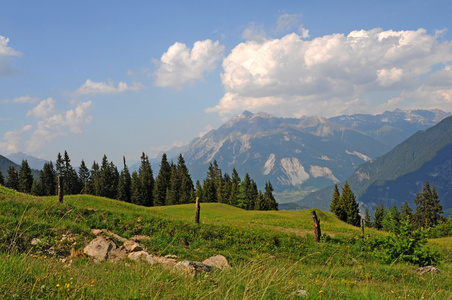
[[99, 155, 118, 199], [6, 166, 19, 191], [254, 190, 264, 210], [228, 182, 239, 206], [89, 161, 101, 196], [0, 170, 4, 185], [117, 157, 132, 202], [18, 160, 33, 193], [341, 182, 360, 226], [364, 206, 372, 227], [177, 154, 194, 204], [130, 171, 142, 205], [264, 181, 278, 211], [31, 178, 42, 196], [373, 204, 385, 230], [78, 160, 90, 194], [382, 205, 401, 234], [238, 173, 252, 209], [330, 184, 346, 221], [413, 182, 444, 229], [154, 153, 171, 206], [231, 168, 241, 185], [218, 173, 231, 204], [166, 164, 180, 205], [138, 153, 154, 206], [195, 180, 204, 202], [400, 200, 413, 222], [40, 162, 56, 196]]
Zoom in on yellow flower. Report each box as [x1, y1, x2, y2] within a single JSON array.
[[56, 284, 60, 287], [319, 290, 323, 294]]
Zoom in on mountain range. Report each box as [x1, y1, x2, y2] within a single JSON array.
[[302, 114, 452, 214], [156, 109, 450, 204]]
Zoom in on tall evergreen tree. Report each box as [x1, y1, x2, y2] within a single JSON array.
[[364, 206, 372, 228], [177, 154, 194, 204], [89, 161, 101, 196], [117, 157, 132, 202], [231, 168, 241, 185], [6, 166, 19, 191], [31, 178, 42, 196], [130, 171, 142, 205], [99, 155, 118, 199], [330, 184, 346, 221], [341, 182, 360, 226], [400, 200, 413, 222], [78, 160, 90, 194], [40, 162, 56, 196], [264, 181, 278, 211], [228, 182, 239, 206], [195, 180, 204, 202], [138, 153, 154, 206], [254, 190, 264, 210], [238, 173, 252, 209], [0, 170, 4, 186], [413, 182, 444, 229], [218, 173, 231, 204], [18, 160, 33, 193], [154, 153, 171, 206], [166, 164, 180, 205], [373, 204, 385, 230]]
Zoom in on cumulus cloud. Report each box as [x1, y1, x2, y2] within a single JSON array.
[[26, 100, 92, 152], [75, 79, 144, 95], [153, 39, 224, 89], [206, 28, 452, 117], [0, 125, 32, 153], [0, 35, 20, 77]]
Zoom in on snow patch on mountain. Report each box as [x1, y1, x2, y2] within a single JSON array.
[[309, 166, 339, 183], [278, 157, 310, 186], [345, 150, 371, 162], [263, 154, 276, 175]]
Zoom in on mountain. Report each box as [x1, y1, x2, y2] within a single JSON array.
[[302, 115, 452, 213], [6, 152, 49, 170], [0, 155, 18, 179], [329, 109, 450, 148], [155, 109, 449, 204]]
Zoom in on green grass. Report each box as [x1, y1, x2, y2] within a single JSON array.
[[1, 185, 452, 299]]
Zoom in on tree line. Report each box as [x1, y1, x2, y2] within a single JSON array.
[[330, 181, 447, 232], [0, 151, 277, 211]]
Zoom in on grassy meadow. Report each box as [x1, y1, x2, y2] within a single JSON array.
[[1, 185, 451, 299]]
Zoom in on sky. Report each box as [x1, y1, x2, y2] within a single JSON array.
[[1, 0, 452, 166]]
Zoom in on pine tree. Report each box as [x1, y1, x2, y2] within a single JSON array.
[[373, 204, 385, 230], [400, 200, 413, 222], [19, 160, 33, 193], [0, 170, 4, 186], [89, 161, 101, 196], [31, 178, 42, 196], [382, 205, 401, 234], [130, 171, 142, 205], [203, 162, 219, 202], [195, 180, 204, 203], [154, 153, 171, 206], [166, 164, 180, 205], [218, 173, 231, 204], [341, 182, 360, 226], [413, 182, 444, 229], [231, 168, 241, 185], [99, 155, 118, 199], [6, 166, 19, 191], [330, 184, 346, 221], [78, 160, 90, 194], [228, 182, 239, 206], [138, 153, 154, 206], [177, 154, 194, 204], [117, 157, 132, 202], [238, 173, 252, 209], [40, 162, 56, 196], [254, 190, 264, 210], [264, 181, 278, 211], [364, 206, 372, 227]]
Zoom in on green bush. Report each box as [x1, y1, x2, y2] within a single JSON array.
[[371, 221, 439, 266]]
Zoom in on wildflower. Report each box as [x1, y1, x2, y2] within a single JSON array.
[[319, 290, 323, 294], [56, 284, 60, 287]]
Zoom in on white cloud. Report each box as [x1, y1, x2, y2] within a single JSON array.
[[0, 125, 32, 153], [0, 35, 20, 77], [153, 39, 224, 89], [27, 97, 55, 118], [26, 100, 92, 152], [275, 13, 309, 38], [242, 23, 266, 41], [13, 96, 39, 103], [75, 79, 144, 95], [207, 28, 452, 117]]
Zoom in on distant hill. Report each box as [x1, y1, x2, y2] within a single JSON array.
[[6, 152, 49, 170], [154, 109, 449, 204], [302, 115, 452, 213], [0, 155, 18, 179]]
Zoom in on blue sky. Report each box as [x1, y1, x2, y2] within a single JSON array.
[[1, 0, 452, 165]]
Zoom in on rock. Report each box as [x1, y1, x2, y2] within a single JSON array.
[[108, 247, 128, 262], [175, 260, 212, 276], [130, 235, 150, 241], [84, 236, 117, 262], [202, 255, 231, 270], [416, 266, 440, 275], [128, 251, 155, 264], [31, 238, 41, 245], [154, 256, 177, 268], [91, 229, 103, 236], [123, 240, 143, 252]]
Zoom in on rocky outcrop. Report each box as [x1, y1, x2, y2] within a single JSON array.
[[83, 229, 230, 275]]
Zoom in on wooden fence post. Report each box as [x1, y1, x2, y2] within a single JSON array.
[[311, 210, 321, 242], [195, 197, 200, 224], [58, 175, 64, 203]]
